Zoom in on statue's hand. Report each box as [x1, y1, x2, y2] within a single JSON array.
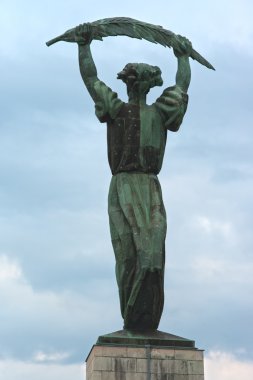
[[74, 23, 92, 45], [173, 35, 192, 58]]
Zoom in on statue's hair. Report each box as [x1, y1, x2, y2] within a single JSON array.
[[117, 63, 163, 91]]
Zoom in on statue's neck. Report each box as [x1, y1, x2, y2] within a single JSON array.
[[128, 92, 147, 106]]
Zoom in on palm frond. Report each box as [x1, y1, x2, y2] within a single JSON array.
[[46, 17, 215, 70]]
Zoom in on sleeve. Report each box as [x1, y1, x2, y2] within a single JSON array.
[[154, 85, 189, 131], [93, 80, 124, 123]]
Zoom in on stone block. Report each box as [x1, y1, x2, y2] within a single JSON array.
[[174, 375, 204, 380], [111, 357, 136, 372], [87, 370, 102, 380], [86, 364, 92, 379], [151, 375, 175, 380], [102, 346, 128, 358], [86, 342, 205, 380], [99, 371, 146, 380], [151, 348, 175, 360], [127, 347, 146, 358], [125, 372, 146, 380], [92, 356, 112, 371], [174, 360, 204, 375], [100, 372, 116, 380], [175, 350, 203, 361], [137, 358, 176, 374], [136, 358, 147, 373], [151, 358, 175, 374]]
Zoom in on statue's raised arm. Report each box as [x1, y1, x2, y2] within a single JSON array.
[[152, 35, 191, 133], [62, 24, 124, 124], [72, 24, 99, 102], [173, 35, 192, 93]]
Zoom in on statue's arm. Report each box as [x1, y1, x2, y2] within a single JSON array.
[[175, 56, 191, 93], [155, 36, 192, 132], [173, 36, 192, 93], [78, 43, 99, 101], [71, 24, 100, 102]]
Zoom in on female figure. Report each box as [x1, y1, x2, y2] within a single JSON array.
[[75, 26, 191, 330]]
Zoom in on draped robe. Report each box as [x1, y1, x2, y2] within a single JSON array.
[[94, 81, 188, 330]]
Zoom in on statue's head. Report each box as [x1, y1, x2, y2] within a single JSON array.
[[117, 63, 163, 96]]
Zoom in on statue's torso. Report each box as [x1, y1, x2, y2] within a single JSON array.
[[94, 80, 188, 175], [107, 103, 167, 175]]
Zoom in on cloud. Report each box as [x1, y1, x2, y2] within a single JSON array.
[[33, 351, 71, 363], [194, 216, 233, 238], [0, 255, 120, 362], [0, 359, 84, 380], [0, 255, 22, 282], [205, 351, 253, 380]]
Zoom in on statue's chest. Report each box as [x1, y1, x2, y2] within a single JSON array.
[[108, 103, 141, 148]]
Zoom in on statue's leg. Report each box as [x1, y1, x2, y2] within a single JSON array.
[[114, 173, 167, 330], [108, 175, 137, 319], [129, 204, 166, 330]]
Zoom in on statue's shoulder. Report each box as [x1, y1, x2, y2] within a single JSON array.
[[94, 80, 124, 122], [153, 85, 189, 132]]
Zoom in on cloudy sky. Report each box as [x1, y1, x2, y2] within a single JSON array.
[[0, 0, 253, 379]]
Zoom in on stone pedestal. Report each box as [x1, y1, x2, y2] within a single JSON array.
[[86, 330, 204, 380]]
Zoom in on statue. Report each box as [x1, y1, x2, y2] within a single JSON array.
[[47, 18, 214, 332]]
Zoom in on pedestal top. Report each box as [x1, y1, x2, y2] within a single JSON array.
[[97, 329, 195, 348]]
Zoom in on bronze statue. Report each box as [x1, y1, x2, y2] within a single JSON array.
[[47, 18, 214, 332]]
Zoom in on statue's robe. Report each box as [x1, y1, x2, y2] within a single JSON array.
[[94, 81, 188, 330]]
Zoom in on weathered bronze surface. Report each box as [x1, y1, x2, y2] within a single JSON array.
[[47, 19, 213, 332], [97, 329, 195, 348]]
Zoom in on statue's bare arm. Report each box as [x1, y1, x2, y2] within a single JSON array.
[[74, 25, 100, 102], [173, 36, 192, 93], [78, 43, 99, 101]]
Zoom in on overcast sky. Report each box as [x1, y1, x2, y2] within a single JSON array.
[[0, 1, 253, 379]]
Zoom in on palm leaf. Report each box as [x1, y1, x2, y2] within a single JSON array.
[[46, 17, 215, 70]]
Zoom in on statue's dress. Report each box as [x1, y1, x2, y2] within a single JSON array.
[[94, 81, 188, 330]]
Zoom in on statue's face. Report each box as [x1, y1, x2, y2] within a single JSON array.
[[117, 63, 163, 95]]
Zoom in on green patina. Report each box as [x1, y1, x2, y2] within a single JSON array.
[[47, 19, 198, 331], [93, 78, 188, 329]]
